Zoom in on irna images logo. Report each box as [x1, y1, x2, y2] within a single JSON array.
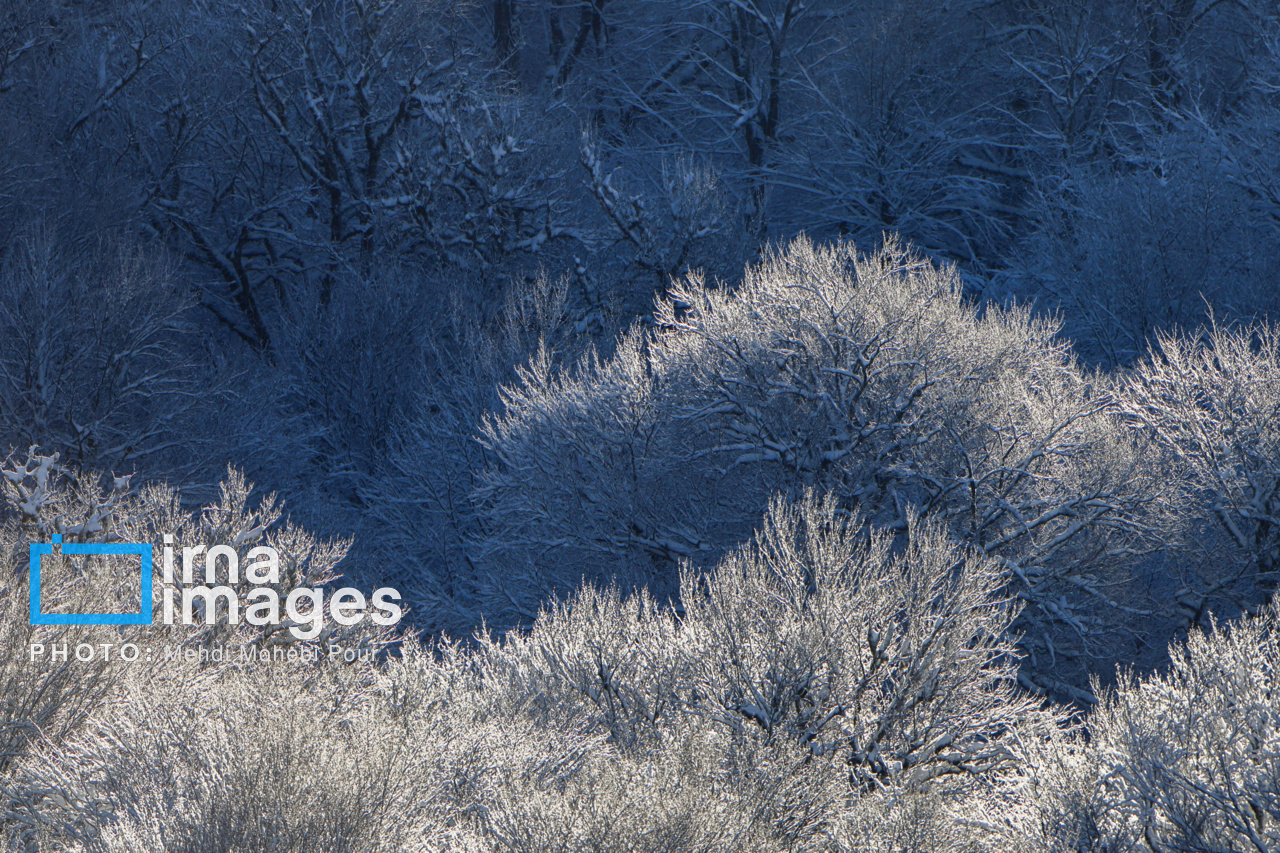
[[29, 534, 402, 638]]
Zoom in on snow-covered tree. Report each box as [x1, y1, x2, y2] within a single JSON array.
[[478, 237, 1166, 695], [1089, 605, 1280, 852], [1120, 321, 1280, 621]]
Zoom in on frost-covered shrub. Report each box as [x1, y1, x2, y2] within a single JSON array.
[[1120, 321, 1280, 619], [350, 268, 576, 636], [988, 604, 1280, 853], [1087, 606, 1280, 853], [478, 236, 1163, 687], [676, 494, 1041, 789], [477, 491, 1062, 847]]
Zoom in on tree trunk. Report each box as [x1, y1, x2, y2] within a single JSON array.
[[495, 0, 518, 77]]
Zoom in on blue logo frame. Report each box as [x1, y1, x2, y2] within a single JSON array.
[[29, 534, 153, 625]]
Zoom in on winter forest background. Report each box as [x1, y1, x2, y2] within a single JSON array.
[[2, 0, 1280, 850]]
